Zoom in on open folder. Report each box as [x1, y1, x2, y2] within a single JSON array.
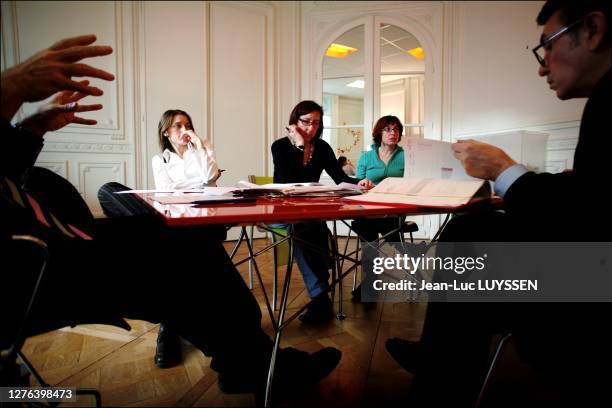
[[344, 177, 491, 208]]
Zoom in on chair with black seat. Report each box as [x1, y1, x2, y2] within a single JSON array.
[[1, 234, 130, 407]]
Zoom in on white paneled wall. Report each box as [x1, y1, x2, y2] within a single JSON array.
[[210, 1, 271, 186], [448, 1, 585, 136], [142, 1, 208, 188]]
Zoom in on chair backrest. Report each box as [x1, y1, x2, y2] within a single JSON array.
[[1, 235, 49, 361], [269, 226, 290, 267], [248, 175, 273, 185]]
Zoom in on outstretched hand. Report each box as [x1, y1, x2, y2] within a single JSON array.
[[19, 80, 103, 136], [1, 34, 114, 120]]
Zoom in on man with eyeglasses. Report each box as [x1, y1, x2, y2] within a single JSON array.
[[387, 1, 611, 406]]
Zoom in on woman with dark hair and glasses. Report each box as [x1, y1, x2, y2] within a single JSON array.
[[356, 115, 404, 187], [353, 115, 405, 239], [271, 100, 370, 323]]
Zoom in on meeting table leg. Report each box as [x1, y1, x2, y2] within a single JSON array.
[[264, 235, 294, 408]]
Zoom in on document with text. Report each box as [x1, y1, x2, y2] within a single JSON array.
[[344, 177, 491, 207]]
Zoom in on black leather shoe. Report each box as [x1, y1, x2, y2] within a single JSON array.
[[385, 337, 422, 373], [218, 346, 342, 402], [154, 324, 182, 369], [298, 294, 334, 324]]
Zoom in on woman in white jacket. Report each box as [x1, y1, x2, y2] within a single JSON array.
[[150, 109, 222, 368], [152, 109, 221, 190]]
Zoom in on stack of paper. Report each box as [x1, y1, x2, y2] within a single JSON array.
[[234, 181, 363, 197], [344, 177, 491, 207]]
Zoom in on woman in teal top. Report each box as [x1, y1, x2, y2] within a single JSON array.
[[352, 115, 406, 299], [356, 116, 404, 184], [353, 114, 406, 241]]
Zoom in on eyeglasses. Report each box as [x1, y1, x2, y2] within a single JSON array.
[[298, 118, 321, 128], [382, 126, 399, 133], [531, 19, 583, 67]]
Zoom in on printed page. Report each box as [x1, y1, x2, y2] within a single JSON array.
[[402, 137, 471, 180], [348, 176, 490, 207], [344, 192, 471, 207], [371, 177, 485, 199]]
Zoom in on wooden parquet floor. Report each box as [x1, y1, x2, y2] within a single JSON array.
[[19, 238, 426, 407]]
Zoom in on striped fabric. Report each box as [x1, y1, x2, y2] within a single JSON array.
[[1, 176, 92, 240]]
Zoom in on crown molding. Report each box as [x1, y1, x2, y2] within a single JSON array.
[[43, 142, 133, 154]]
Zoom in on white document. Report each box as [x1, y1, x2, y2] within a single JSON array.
[[402, 137, 472, 180], [344, 177, 491, 207]]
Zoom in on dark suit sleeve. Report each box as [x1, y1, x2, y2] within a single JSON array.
[[503, 171, 601, 239], [0, 118, 44, 183], [320, 142, 359, 185]]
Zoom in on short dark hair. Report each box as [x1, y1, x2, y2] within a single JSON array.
[[288, 100, 324, 140], [372, 115, 403, 145], [158, 109, 194, 153], [537, 0, 611, 44]]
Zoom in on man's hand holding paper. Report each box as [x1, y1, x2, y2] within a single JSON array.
[[451, 139, 516, 181]]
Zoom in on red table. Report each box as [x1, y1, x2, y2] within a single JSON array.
[[139, 193, 501, 406], [139, 194, 496, 226]]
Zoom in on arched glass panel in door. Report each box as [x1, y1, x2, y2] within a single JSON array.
[[379, 23, 425, 139], [322, 25, 365, 168]]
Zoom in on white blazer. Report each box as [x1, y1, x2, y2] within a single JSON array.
[[152, 139, 220, 190]]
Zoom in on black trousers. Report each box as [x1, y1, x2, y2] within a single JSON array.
[[410, 210, 611, 406], [15, 168, 271, 374], [351, 216, 403, 243]]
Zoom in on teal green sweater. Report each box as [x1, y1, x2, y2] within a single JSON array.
[[356, 144, 404, 184]]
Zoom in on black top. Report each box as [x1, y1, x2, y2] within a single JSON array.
[[271, 136, 360, 185], [504, 68, 611, 240]]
